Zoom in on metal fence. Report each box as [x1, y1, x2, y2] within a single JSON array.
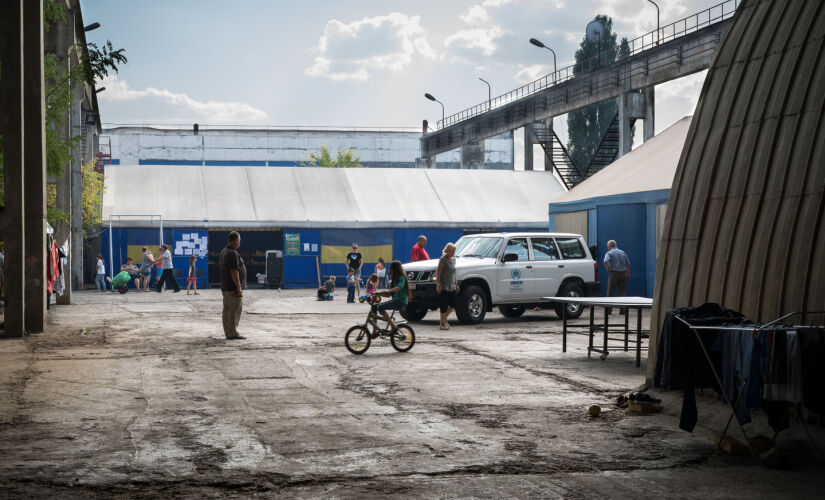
[[436, 0, 740, 129]]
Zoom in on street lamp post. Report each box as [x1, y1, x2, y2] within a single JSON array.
[[647, 0, 660, 45], [529, 38, 557, 83], [478, 77, 491, 110], [424, 93, 445, 126]]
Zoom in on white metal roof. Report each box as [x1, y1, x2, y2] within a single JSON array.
[[102, 166, 566, 228], [550, 115, 692, 204]]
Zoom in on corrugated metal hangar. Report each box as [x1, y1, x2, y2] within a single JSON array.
[[649, 0, 825, 378]]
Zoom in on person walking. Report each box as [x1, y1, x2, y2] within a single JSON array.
[[154, 245, 180, 293], [346, 243, 363, 298], [95, 254, 107, 291], [604, 239, 630, 314], [186, 255, 199, 295], [375, 257, 387, 289], [436, 242, 459, 330], [410, 235, 430, 262], [140, 247, 155, 291], [219, 231, 245, 340]]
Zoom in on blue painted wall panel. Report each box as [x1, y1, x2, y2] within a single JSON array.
[[596, 203, 646, 297], [392, 228, 462, 263]]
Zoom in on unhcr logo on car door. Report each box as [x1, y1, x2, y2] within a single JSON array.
[[510, 268, 523, 291]]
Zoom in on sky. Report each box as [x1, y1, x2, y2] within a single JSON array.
[[80, 0, 718, 168]]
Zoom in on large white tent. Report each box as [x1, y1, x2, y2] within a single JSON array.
[[104, 166, 565, 229]]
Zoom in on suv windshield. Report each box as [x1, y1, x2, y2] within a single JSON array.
[[455, 236, 504, 258]]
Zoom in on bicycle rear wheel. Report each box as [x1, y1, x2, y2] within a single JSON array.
[[390, 324, 415, 352], [345, 325, 371, 354]]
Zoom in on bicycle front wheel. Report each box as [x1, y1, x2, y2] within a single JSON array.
[[390, 324, 415, 352], [345, 325, 371, 354]]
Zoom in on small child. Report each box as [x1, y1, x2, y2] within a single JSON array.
[[186, 255, 199, 295], [317, 276, 336, 301], [346, 269, 357, 303], [359, 274, 380, 303]]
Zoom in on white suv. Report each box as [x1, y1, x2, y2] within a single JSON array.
[[401, 232, 599, 324]]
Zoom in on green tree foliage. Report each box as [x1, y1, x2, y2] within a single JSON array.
[[566, 15, 630, 179], [301, 146, 364, 168], [80, 159, 105, 233]]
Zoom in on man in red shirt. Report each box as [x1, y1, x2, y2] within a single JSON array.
[[410, 235, 430, 261]]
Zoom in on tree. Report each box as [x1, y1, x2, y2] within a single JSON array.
[[566, 15, 630, 178], [42, 0, 125, 232], [80, 159, 105, 233], [301, 146, 364, 168]]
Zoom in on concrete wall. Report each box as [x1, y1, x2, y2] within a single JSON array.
[[103, 127, 514, 170]]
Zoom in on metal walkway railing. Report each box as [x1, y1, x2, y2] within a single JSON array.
[[435, 0, 740, 130]]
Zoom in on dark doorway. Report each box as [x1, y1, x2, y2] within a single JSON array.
[[208, 230, 283, 288]]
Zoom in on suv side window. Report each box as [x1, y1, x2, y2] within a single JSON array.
[[504, 238, 530, 261], [530, 237, 560, 261], [555, 238, 586, 259]]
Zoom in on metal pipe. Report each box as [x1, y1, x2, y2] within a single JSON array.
[[478, 77, 491, 110], [647, 0, 660, 45]]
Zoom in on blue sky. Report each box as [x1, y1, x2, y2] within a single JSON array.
[[81, 0, 718, 167]]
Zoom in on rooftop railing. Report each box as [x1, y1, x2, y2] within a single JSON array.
[[435, 0, 740, 130]]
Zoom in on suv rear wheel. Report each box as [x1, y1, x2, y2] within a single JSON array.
[[456, 285, 487, 324], [553, 282, 584, 319], [497, 305, 526, 318]]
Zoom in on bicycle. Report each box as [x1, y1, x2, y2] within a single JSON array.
[[345, 293, 415, 354]]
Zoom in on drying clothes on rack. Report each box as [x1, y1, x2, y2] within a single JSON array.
[[656, 305, 825, 434], [653, 303, 750, 432]]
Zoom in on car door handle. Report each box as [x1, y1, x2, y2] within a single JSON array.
[[557, 264, 565, 268], [526, 265, 533, 269]]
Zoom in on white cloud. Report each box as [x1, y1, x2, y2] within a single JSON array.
[[513, 64, 549, 84], [305, 13, 435, 81], [99, 75, 267, 124], [444, 27, 505, 57]]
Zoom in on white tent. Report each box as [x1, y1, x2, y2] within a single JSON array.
[[103, 166, 566, 229]]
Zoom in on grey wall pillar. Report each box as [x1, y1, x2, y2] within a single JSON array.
[[0, 0, 26, 336], [542, 119, 553, 171], [415, 157, 436, 168], [523, 125, 534, 171], [618, 88, 656, 159], [23, 0, 47, 331], [460, 140, 484, 169], [643, 87, 655, 142]]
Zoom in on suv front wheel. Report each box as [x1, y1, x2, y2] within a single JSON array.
[[553, 282, 584, 319], [400, 302, 428, 322], [456, 285, 487, 324]]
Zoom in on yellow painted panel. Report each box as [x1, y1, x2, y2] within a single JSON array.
[[127, 245, 162, 266], [321, 245, 393, 265]]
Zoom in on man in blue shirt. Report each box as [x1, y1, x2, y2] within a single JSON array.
[[604, 240, 630, 313]]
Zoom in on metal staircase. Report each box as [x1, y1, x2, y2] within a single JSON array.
[[582, 112, 621, 179], [529, 121, 581, 190]]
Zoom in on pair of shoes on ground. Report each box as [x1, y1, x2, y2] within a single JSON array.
[[226, 335, 246, 340], [628, 392, 661, 403], [439, 324, 450, 330]]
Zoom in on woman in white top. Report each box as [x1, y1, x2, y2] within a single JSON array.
[[95, 254, 106, 291]]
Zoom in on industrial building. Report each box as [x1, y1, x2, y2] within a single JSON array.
[[102, 126, 515, 170], [548, 116, 691, 298], [101, 165, 564, 288]]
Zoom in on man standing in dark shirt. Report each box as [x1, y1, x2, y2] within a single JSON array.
[[219, 231, 244, 340], [346, 243, 363, 298]]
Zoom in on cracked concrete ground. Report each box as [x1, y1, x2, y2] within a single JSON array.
[[1, 289, 824, 498]]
